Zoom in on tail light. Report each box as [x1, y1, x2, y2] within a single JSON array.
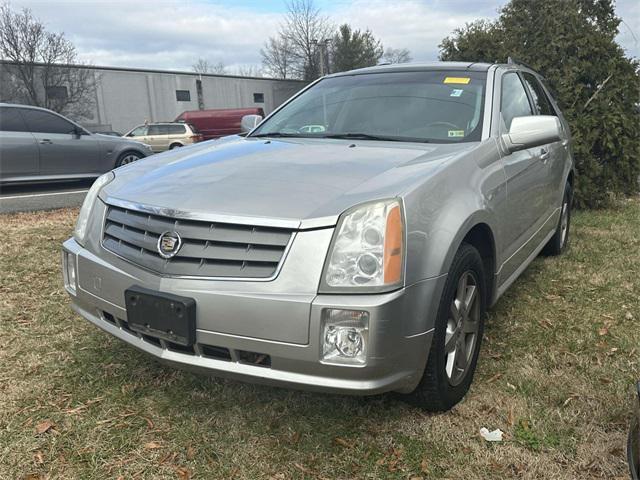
[[190, 134, 203, 142]]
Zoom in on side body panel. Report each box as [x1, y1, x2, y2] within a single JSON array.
[[0, 130, 39, 179], [34, 132, 102, 175]]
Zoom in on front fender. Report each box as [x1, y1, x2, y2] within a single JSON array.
[[403, 140, 504, 286]]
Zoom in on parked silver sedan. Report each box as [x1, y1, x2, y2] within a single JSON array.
[[0, 104, 152, 184], [62, 62, 574, 411]]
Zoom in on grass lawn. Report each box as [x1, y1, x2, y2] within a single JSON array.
[[1, 199, 639, 479]]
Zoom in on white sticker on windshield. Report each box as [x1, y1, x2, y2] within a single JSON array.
[[450, 89, 463, 97]]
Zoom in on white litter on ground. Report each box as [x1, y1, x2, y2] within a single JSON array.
[[479, 427, 504, 442]]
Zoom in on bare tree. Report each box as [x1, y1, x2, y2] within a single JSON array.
[[231, 65, 262, 77], [383, 47, 412, 64], [192, 58, 226, 74], [261, 36, 294, 79], [261, 0, 333, 81], [0, 2, 97, 118]]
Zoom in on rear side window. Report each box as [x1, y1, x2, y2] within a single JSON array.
[[148, 124, 169, 135], [168, 124, 186, 134], [522, 73, 556, 116], [500, 72, 533, 130], [21, 109, 76, 134], [128, 125, 147, 137], [0, 107, 28, 132], [186, 123, 199, 133]]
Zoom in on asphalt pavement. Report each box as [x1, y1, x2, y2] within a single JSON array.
[[0, 180, 94, 214]]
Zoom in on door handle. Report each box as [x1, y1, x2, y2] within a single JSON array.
[[39, 139, 53, 145], [540, 148, 550, 163]]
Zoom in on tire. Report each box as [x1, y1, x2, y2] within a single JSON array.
[[543, 182, 572, 256], [115, 151, 142, 167], [408, 243, 487, 411], [169, 143, 183, 150]]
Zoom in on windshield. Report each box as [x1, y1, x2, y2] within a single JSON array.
[[252, 70, 487, 143]]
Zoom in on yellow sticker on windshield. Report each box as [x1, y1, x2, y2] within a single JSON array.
[[444, 77, 471, 84], [448, 130, 465, 138]]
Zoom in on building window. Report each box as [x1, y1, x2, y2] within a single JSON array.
[[253, 93, 264, 103], [176, 90, 191, 102], [46, 86, 68, 101]]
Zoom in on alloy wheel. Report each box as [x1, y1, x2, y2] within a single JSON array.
[[120, 153, 140, 165], [560, 200, 569, 247], [445, 271, 481, 386]]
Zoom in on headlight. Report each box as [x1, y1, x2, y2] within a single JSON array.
[[320, 199, 404, 292], [73, 171, 114, 246]]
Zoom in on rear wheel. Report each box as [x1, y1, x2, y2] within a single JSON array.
[[408, 243, 486, 411], [543, 182, 572, 256], [169, 143, 183, 150], [115, 151, 142, 167]]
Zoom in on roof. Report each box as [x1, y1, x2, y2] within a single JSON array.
[[0, 60, 306, 84], [330, 61, 495, 77], [0, 102, 52, 111]]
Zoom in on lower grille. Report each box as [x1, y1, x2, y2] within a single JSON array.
[[101, 311, 270, 366], [102, 204, 294, 279]]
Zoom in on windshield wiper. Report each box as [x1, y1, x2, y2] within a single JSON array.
[[323, 133, 426, 142], [251, 132, 308, 138]]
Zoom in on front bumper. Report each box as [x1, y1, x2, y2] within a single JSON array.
[[62, 236, 445, 395]]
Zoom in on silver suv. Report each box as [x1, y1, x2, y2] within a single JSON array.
[[62, 62, 574, 411], [0, 104, 152, 184]]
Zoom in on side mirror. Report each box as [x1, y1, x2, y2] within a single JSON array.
[[240, 114, 263, 133], [502, 115, 561, 153]]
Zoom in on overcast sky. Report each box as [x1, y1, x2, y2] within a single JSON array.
[[10, 0, 640, 74]]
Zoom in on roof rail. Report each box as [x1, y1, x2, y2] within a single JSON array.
[[506, 56, 536, 71]]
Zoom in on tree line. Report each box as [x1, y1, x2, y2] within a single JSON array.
[[194, 0, 411, 79]]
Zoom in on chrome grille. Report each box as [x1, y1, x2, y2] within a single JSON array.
[[102, 204, 293, 278]]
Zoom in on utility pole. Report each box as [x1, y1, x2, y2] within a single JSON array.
[[312, 38, 331, 77]]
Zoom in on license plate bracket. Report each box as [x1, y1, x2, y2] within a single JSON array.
[[124, 286, 196, 346]]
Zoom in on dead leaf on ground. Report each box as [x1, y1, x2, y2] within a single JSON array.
[[34, 420, 55, 435], [334, 437, 353, 448], [33, 450, 44, 465], [186, 446, 195, 460], [175, 466, 191, 480], [144, 441, 162, 450], [420, 458, 429, 473], [21, 474, 44, 480]]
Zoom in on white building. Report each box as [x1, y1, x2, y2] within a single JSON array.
[[0, 62, 305, 133]]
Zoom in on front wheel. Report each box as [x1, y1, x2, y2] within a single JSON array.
[[407, 243, 486, 411], [115, 151, 142, 168]]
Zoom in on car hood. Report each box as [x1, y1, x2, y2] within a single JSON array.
[[102, 137, 477, 228]]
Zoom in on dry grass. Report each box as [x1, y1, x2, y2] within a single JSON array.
[[0, 200, 638, 480]]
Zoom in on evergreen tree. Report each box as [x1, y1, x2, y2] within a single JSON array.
[[440, 0, 640, 208], [330, 24, 383, 73]]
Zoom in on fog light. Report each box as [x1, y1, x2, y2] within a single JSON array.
[[62, 251, 77, 294], [321, 309, 369, 365]]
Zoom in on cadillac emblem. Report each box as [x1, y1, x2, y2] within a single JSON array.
[[157, 231, 182, 259]]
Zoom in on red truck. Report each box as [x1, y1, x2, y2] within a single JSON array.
[[175, 108, 265, 141]]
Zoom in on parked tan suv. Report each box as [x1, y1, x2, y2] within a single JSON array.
[[124, 122, 202, 153]]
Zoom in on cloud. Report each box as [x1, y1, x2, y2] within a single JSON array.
[[12, 0, 283, 70], [10, 0, 639, 73]]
